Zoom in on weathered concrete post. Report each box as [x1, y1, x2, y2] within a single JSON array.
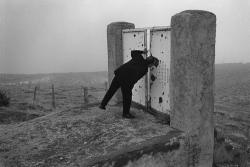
[[170, 10, 216, 167], [107, 22, 135, 103]]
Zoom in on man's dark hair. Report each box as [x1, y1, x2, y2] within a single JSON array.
[[131, 50, 146, 57], [146, 56, 159, 67]]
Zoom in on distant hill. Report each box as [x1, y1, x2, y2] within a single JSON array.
[[1, 63, 250, 92], [215, 63, 250, 92], [0, 71, 108, 86]]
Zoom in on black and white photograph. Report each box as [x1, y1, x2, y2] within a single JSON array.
[[0, 0, 249, 166]]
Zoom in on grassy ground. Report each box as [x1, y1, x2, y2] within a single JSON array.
[[0, 66, 250, 166]]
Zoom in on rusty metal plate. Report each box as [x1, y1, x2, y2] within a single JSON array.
[[149, 27, 171, 114]]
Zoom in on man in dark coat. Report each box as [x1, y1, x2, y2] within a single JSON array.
[[99, 50, 159, 119]]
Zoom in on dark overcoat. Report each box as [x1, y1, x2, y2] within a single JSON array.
[[114, 54, 148, 89]]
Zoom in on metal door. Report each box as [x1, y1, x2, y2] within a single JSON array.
[[122, 28, 147, 106], [149, 27, 171, 114]]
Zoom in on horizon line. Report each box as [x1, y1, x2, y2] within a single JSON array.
[[1, 62, 250, 75]]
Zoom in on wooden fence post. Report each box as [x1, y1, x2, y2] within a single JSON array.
[[33, 86, 37, 104], [80, 86, 84, 108], [84, 87, 89, 104], [52, 84, 55, 108]]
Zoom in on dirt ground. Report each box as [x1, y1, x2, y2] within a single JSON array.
[[0, 105, 174, 167]]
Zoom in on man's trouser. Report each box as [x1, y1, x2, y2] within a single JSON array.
[[101, 76, 132, 115]]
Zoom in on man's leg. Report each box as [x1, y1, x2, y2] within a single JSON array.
[[100, 76, 120, 109], [121, 86, 134, 118]]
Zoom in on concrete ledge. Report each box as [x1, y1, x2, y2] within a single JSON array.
[[85, 130, 185, 167]]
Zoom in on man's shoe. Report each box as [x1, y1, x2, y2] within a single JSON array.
[[122, 113, 135, 119], [99, 105, 106, 110]]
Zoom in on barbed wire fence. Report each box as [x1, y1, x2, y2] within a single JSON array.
[[31, 82, 108, 109]]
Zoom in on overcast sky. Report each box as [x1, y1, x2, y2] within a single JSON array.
[[0, 0, 250, 74]]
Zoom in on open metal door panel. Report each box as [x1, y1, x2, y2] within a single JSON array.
[[149, 27, 171, 114]]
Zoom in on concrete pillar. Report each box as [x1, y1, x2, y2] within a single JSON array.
[[107, 22, 135, 103], [170, 10, 216, 167]]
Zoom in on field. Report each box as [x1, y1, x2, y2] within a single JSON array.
[[0, 72, 108, 124], [0, 64, 250, 166], [214, 63, 250, 166], [0, 71, 176, 167]]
